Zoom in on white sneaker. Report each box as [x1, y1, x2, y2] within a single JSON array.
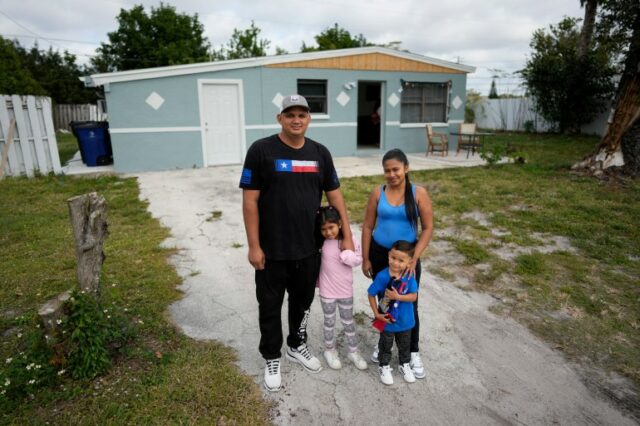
[[379, 365, 393, 385], [286, 344, 322, 373], [410, 352, 425, 379], [264, 359, 281, 392], [399, 362, 416, 383], [347, 351, 367, 370], [371, 345, 379, 363], [323, 349, 342, 370]]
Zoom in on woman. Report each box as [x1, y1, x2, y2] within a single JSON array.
[[362, 149, 433, 379]]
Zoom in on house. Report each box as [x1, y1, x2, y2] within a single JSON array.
[[82, 46, 475, 173]]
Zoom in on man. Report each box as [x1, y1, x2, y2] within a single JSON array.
[[239, 94, 354, 392]]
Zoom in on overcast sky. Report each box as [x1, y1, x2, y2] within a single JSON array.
[[0, 0, 586, 95]]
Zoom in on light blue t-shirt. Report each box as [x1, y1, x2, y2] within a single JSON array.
[[372, 185, 417, 248]]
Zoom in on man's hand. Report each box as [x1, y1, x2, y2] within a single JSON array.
[[248, 246, 265, 270]]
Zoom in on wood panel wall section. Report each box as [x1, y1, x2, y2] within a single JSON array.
[[266, 53, 465, 74]]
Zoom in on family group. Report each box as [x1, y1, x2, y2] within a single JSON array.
[[239, 95, 433, 391]]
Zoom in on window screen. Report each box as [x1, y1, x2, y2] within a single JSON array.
[[400, 82, 449, 123]]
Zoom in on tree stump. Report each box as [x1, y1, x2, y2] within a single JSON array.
[[67, 192, 109, 296]]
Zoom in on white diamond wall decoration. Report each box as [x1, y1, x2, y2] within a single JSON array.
[[336, 91, 350, 107], [388, 93, 400, 107], [272, 93, 284, 109], [146, 92, 165, 110], [452, 95, 463, 110]]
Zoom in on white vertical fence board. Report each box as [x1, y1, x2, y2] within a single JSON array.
[[42, 98, 61, 173], [11, 95, 35, 177], [0, 96, 20, 176], [27, 96, 50, 173], [0, 95, 61, 177]]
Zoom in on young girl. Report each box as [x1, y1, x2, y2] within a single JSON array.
[[316, 206, 368, 370]]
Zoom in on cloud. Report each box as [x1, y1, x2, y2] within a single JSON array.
[[0, 0, 585, 94]]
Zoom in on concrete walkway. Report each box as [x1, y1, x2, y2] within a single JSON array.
[[62, 151, 486, 177], [132, 156, 634, 425]]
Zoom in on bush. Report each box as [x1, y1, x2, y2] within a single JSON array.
[[479, 143, 507, 166], [0, 290, 133, 404], [523, 120, 535, 133]]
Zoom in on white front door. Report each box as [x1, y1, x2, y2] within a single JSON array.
[[200, 82, 244, 166]]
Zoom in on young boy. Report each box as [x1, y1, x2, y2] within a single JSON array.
[[367, 240, 418, 385]]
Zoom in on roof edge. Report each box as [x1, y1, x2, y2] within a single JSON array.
[[84, 47, 475, 86]]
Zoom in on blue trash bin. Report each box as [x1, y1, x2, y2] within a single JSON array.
[[70, 121, 113, 166]]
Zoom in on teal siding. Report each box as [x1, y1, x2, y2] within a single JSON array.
[[112, 132, 203, 172], [105, 63, 468, 172]]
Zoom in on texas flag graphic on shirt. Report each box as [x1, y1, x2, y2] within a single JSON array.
[[274, 159, 319, 173]]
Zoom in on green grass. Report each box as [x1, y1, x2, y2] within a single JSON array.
[[0, 175, 271, 424], [341, 132, 640, 386], [2, 131, 638, 421], [56, 132, 78, 166]]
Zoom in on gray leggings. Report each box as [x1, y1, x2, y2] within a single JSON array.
[[320, 296, 359, 353]]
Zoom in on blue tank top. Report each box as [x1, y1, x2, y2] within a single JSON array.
[[372, 185, 418, 249]]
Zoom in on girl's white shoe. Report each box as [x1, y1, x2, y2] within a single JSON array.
[[323, 349, 342, 370], [347, 351, 368, 370]]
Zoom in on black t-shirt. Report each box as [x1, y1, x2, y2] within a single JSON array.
[[239, 134, 340, 260]]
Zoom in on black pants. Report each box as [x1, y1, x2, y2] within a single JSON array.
[[378, 329, 411, 366], [255, 254, 320, 360], [369, 239, 421, 352]]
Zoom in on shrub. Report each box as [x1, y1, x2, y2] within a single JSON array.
[[523, 120, 535, 133], [0, 290, 133, 404], [479, 143, 507, 166], [64, 290, 132, 379]]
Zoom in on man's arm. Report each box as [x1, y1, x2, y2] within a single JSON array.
[[326, 188, 354, 251], [242, 189, 265, 270]]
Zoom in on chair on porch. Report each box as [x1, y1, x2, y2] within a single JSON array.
[[456, 123, 480, 156], [426, 124, 449, 156]]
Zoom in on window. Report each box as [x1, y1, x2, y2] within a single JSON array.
[[400, 82, 449, 123], [297, 79, 327, 114]]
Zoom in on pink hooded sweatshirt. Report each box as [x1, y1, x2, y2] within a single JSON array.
[[317, 236, 363, 299]]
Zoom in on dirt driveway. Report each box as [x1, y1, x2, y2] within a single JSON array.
[[135, 161, 635, 426]]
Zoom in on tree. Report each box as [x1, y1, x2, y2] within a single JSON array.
[[520, 17, 615, 133], [488, 79, 499, 98], [578, 0, 598, 58], [0, 37, 45, 96], [14, 43, 98, 104], [573, 0, 640, 176], [92, 3, 210, 72], [301, 23, 371, 52], [212, 21, 270, 60]]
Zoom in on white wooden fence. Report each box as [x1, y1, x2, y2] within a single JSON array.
[[472, 97, 610, 135], [0, 95, 62, 177], [53, 103, 106, 131]]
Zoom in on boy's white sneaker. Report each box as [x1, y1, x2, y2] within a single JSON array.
[[323, 349, 342, 370], [379, 365, 394, 385], [264, 359, 281, 392], [399, 362, 416, 383], [410, 352, 426, 379], [286, 343, 322, 373], [371, 345, 379, 363], [347, 351, 368, 370]]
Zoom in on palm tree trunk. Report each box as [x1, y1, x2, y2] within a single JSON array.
[[579, 0, 598, 58]]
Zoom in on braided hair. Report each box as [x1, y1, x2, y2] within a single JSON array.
[[382, 149, 418, 231]]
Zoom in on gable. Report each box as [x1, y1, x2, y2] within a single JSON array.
[[266, 52, 465, 74]]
